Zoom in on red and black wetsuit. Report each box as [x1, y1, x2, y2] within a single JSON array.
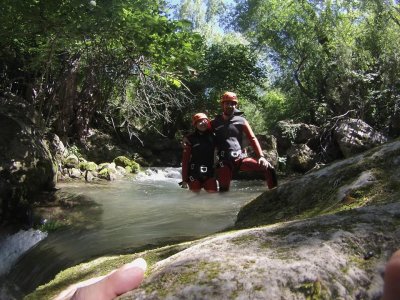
[[181, 130, 217, 192], [212, 112, 276, 191]]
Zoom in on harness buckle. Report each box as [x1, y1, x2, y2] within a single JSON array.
[[200, 166, 208, 173], [230, 150, 240, 158], [189, 176, 195, 182]]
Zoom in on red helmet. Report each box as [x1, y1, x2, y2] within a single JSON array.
[[192, 113, 209, 126], [220, 91, 238, 104]]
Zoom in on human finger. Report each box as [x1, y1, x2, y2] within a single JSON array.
[[258, 157, 267, 167], [56, 258, 147, 300], [383, 250, 400, 300]]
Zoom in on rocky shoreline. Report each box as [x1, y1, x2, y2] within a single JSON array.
[[25, 139, 400, 299]]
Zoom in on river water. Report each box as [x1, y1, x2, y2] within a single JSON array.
[[0, 168, 265, 299]]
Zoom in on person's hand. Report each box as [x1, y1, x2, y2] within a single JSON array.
[[55, 257, 147, 300], [383, 249, 400, 300], [258, 157, 273, 169], [182, 136, 191, 148], [181, 182, 188, 189]]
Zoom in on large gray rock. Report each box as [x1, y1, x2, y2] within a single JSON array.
[[0, 98, 56, 222], [334, 118, 388, 158], [287, 143, 316, 172], [236, 140, 400, 229], [273, 120, 320, 155], [120, 202, 399, 300]]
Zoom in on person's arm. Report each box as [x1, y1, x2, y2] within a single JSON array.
[[181, 143, 191, 188], [242, 119, 264, 158], [242, 119, 273, 168]]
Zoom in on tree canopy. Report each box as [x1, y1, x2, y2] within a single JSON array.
[[234, 0, 400, 131], [1, 0, 399, 144], [0, 0, 203, 142]]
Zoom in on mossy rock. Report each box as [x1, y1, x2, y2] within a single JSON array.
[[113, 156, 141, 174], [98, 168, 111, 179], [63, 154, 79, 168], [235, 139, 400, 229], [98, 162, 110, 170], [26, 242, 194, 300], [129, 161, 140, 174], [78, 161, 98, 172], [113, 156, 132, 168]]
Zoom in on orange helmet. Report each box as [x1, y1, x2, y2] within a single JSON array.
[[220, 91, 238, 104], [192, 113, 209, 126]]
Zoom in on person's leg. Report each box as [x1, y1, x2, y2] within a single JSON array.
[[240, 158, 277, 189], [217, 163, 233, 192], [188, 180, 202, 192], [203, 177, 218, 192], [383, 249, 400, 300]]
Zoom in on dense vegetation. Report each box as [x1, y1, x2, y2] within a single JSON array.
[[1, 0, 399, 147]]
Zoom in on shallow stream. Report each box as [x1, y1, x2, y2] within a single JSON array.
[[0, 168, 265, 298]]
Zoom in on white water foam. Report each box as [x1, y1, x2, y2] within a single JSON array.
[[136, 167, 182, 181], [0, 229, 48, 276]]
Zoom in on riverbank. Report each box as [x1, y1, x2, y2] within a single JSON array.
[[26, 139, 400, 299], [2, 169, 266, 299]]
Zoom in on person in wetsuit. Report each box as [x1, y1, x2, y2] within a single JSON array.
[[181, 113, 218, 192], [212, 91, 278, 192]]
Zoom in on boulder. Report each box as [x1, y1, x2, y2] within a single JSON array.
[[0, 98, 56, 222], [333, 118, 388, 158], [120, 203, 399, 300], [272, 120, 320, 155], [286, 143, 316, 173]]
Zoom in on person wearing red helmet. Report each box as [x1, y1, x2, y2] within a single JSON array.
[[181, 113, 218, 192], [212, 91, 277, 192]]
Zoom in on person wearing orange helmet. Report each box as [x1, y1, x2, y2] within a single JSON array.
[[212, 91, 277, 192], [181, 113, 218, 192]]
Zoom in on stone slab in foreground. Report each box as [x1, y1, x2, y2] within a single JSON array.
[[121, 202, 400, 300]]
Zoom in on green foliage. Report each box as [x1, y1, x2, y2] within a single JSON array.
[[38, 219, 65, 232], [0, 0, 204, 141], [68, 145, 82, 158], [3, 0, 398, 142], [234, 0, 400, 129], [242, 89, 289, 132], [179, 39, 266, 125], [201, 42, 264, 101]]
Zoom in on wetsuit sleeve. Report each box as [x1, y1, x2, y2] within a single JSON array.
[[181, 144, 191, 182], [243, 119, 264, 158]]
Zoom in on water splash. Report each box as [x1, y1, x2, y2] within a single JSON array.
[[136, 167, 182, 181], [0, 229, 47, 276]]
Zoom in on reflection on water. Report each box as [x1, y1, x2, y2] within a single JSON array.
[[4, 168, 266, 296]]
